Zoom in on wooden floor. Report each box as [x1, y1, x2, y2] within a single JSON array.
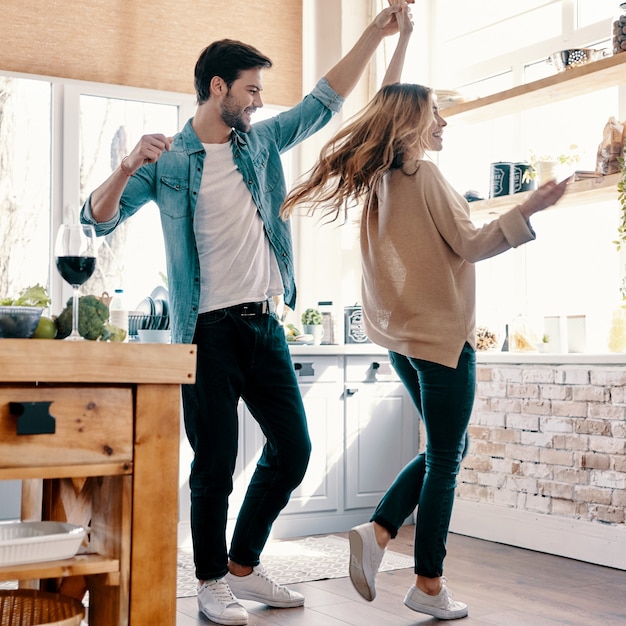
[[176, 525, 626, 625]]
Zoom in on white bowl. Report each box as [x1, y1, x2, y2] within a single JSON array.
[[0, 521, 87, 565], [137, 329, 171, 343]]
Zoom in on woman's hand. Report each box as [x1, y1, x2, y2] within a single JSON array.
[[395, 0, 414, 39], [518, 176, 571, 219], [381, 1, 414, 86]]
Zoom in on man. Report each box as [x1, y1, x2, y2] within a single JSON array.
[[81, 3, 413, 624]]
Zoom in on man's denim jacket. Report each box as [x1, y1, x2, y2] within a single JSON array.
[[82, 78, 344, 345]]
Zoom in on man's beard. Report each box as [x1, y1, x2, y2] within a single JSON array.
[[221, 92, 252, 133]]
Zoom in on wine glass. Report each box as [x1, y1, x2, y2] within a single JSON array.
[[55, 224, 97, 340]]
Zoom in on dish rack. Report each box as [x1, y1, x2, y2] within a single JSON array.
[[0, 522, 87, 566]]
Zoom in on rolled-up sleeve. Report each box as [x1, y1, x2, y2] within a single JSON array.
[[310, 77, 345, 113], [498, 206, 536, 248], [80, 196, 121, 236]]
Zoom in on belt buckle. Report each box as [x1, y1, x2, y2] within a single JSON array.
[[239, 300, 271, 317]]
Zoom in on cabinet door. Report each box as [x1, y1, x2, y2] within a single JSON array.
[[281, 379, 342, 514], [231, 356, 342, 519], [344, 363, 419, 510], [286, 356, 342, 514]]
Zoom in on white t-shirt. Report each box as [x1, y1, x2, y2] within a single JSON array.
[[193, 142, 283, 313]]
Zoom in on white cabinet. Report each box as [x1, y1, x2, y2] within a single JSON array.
[[344, 356, 419, 511], [226, 350, 420, 539]]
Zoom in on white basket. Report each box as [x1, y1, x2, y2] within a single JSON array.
[[0, 522, 87, 566]]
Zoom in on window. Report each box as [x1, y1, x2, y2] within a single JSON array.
[[78, 93, 180, 309], [577, 0, 616, 28], [0, 76, 51, 300], [417, 0, 615, 95], [406, 1, 625, 352], [0, 73, 290, 317]]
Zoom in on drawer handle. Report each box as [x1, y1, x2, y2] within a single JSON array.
[[293, 362, 315, 377], [365, 360, 392, 382], [9, 401, 56, 435]]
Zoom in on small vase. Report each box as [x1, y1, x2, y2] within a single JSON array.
[[303, 324, 324, 345], [534, 160, 558, 185]]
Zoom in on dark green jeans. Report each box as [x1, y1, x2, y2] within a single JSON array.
[[372, 344, 474, 578], [182, 308, 311, 580]]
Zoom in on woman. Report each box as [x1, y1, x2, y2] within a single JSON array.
[[281, 82, 568, 619]]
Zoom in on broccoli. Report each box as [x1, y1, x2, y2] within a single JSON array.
[[55, 295, 110, 340]]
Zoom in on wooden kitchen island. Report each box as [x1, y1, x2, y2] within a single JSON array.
[[0, 340, 197, 625]]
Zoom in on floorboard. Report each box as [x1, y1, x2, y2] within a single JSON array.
[[177, 526, 626, 625]]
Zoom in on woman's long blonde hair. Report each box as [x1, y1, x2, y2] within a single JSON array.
[[281, 83, 433, 223]]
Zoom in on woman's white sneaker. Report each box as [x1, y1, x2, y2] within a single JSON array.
[[348, 522, 385, 601], [197, 578, 248, 625], [404, 583, 468, 620]]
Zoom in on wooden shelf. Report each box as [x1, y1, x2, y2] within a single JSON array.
[[0, 553, 119, 581], [470, 173, 620, 221], [443, 52, 626, 122], [0, 462, 133, 481]]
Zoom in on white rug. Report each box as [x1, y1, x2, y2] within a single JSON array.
[[177, 534, 414, 598]]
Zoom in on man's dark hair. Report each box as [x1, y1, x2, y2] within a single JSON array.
[[194, 39, 273, 104]]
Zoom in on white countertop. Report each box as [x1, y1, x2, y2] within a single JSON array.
[[476, 351, 626, 365], [288, 343, 626, 364], [288, 343, 387, 356]]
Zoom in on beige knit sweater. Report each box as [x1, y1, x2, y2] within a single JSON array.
[[360, 159, 535, 368]]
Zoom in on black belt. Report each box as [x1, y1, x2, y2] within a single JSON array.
[[221, 300, 272, 317]]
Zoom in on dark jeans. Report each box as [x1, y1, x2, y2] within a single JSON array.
[[181, 308, 311, 580], [371, 343, 475, 578]]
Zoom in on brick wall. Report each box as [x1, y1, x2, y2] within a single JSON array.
[[458, 364, 626, 527]]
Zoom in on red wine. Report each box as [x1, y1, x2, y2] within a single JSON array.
[[56, 255, 96, 287]]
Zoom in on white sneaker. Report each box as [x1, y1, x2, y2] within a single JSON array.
[[197, 578, 248, 625], [225, 565, 304, 608], [348, 522, 385, 601], [404, 582, 468, 620]]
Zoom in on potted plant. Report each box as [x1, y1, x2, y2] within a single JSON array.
[[302, 307, 324, 344], [538, 333, 551, 352], [529, 145, 580, 185]]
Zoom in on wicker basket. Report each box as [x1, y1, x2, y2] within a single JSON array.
[[0, 590, 84, 626]]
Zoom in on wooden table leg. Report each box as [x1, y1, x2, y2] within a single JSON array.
[[129, 384, 181, 625]]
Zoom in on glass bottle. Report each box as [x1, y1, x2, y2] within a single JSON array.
[[317, 300, 336, 345], [613, 2, 626, 55], [608, 307, 626, 352], [109, 288, 129, 342], [501, 324, 509, 352]]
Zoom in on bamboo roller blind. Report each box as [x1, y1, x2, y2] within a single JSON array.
[[1, 0, 303, 106]]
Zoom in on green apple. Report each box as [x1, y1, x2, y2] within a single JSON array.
[[32, 316, 57, 339]]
